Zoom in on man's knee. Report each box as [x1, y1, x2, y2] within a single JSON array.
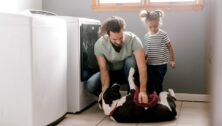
[[124, 56, 137, 69], [123, 56, 139, 85], [85, 72, 101, 96]]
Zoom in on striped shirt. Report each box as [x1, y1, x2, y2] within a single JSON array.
[[143, 29, 170, 65]]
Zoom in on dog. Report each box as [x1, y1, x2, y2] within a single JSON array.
[[99, 68, 177, 122]]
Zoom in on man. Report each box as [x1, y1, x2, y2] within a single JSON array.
[[86, 16, 148, 104]]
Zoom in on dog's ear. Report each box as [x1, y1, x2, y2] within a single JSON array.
[[112, 84, 120, 92], [110, 84, 121, 99]]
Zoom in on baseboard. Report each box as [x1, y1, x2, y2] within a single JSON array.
[[175, 93, 209, 102], [121, 91, 209, 102]]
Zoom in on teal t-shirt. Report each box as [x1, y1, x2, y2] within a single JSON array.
[[94, 31, 143, 71]]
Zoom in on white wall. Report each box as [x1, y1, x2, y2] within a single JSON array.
[[210, 0, 222, 125], [0, 0, 42, 13], [43, 0, 209, 94]]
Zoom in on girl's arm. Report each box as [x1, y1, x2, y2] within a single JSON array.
[[166, 42, 176, 69]]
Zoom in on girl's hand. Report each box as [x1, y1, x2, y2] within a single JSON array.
[[170, 61, 176, 69]]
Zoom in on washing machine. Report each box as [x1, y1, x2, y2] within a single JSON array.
[[29, 13, 67, 126], [0, 12, 67, 126], [0, 12, 33, 126], [59, 16, 100, 113]]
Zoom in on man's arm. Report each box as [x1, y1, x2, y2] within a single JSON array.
[[96, 56, 110, 92], [134, 48, 148, 104]]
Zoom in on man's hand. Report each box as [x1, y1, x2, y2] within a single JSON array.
[[98, 91, 104, 110], [98, 91, 103, 103], [98, 87, 108, 110], [138, 91, 148, 104]]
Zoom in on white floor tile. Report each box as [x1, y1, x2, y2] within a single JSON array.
[[177, 102, 210, 126], [57, 103, 105, 126], [98, 117, 137, 126]]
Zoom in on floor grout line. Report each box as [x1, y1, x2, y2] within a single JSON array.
[[96, 116, 108, 126], [175, 101, 183, 126]]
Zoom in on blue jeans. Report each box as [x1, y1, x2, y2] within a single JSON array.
[[85, 56, 139, 96], [148, 64, 167, 95]]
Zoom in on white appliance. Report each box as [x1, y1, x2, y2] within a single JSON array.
[[60, 16, 100, 113], [0, 13, 67, 126]]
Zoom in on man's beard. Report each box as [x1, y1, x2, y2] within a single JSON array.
[[111, 43, 122, 53]]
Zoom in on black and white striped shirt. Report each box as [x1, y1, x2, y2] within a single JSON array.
[[143, 29, 170, 65]]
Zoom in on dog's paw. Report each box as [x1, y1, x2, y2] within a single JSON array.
[[168, 89, 176, 100]]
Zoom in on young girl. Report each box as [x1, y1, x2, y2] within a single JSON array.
[[139, 9, 176, 95]]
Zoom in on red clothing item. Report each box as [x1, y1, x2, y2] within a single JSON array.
[[133, 88, 159, 108]]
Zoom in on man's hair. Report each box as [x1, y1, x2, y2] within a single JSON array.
[[98, 16, 126, 36]]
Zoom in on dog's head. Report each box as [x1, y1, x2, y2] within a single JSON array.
[[103, 84, 121, 105], [99, 84, 121, 112]]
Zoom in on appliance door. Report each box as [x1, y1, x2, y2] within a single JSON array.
[[80, 24, 100, 81]]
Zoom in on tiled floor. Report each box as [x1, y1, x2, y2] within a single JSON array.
[[57, 101, 209, 126]]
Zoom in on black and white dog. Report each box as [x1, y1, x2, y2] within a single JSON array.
[[99, 68, 177, 123]]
